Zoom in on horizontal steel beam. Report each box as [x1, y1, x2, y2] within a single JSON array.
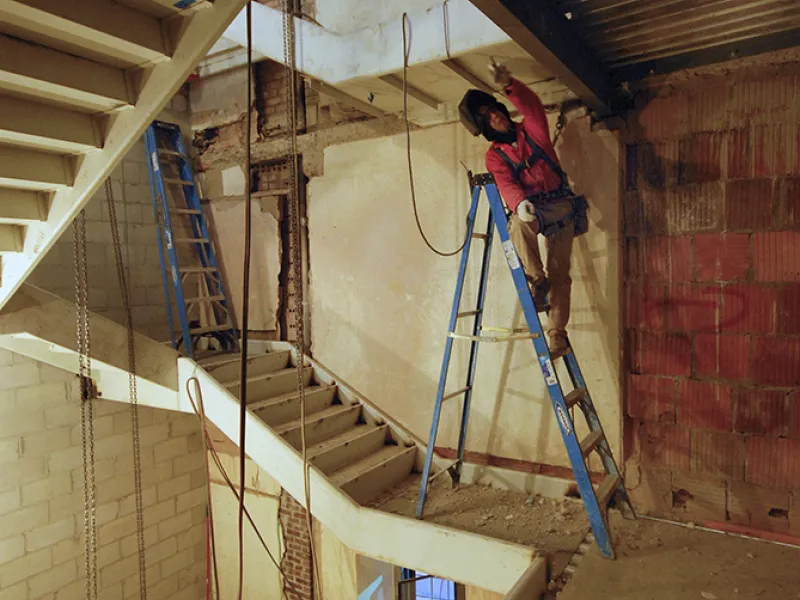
[[469, 0, 625, 114]]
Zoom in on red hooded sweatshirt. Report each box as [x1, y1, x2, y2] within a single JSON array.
[[484, 78, 563, 213]]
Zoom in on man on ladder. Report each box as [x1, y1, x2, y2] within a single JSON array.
[[458, 62, 583, 357]]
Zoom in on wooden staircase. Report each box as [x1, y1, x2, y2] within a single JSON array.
[[0, 0, 247, 311], [201, 348, 419, 506]]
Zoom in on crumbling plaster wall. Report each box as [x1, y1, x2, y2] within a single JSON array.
[[308, 114, 621, 469]]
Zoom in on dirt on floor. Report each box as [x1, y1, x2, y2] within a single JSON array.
[[370, 475, 590, 559], [556, 512, 800, 600]]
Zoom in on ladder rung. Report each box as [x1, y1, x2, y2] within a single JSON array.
[[442, 386, 470, 401], [471, 233, 488, 240], [580, 430, 604, 458], [448, 331, 540, 343], [596, 474, 621, 508], [428, 459, 460, 482], [158, 149, 185, 158], [174, 237, 209, 243], [456, 310, 481, 318], [164, 177, 195, 186], [169, 208, 202, 215], [185, 295, 225, 304], [180, 267, 217, 274], [189, 324, 234, 335], [565, 389, 586, 410]]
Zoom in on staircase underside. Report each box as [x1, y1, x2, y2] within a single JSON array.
[[0, 0, 248, 313], [0, 284, 547, 596]]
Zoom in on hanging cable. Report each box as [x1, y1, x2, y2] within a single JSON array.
[[186, 377, 305, 600], [282, 2, 321, 597], [106, 177, 148, 599], [402, 13, 468, 258], [74, 209, 98, 600], [236, 3, 254, 600]]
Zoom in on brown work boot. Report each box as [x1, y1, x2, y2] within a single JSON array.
[[529, 279, 551, 313], [548, 333, 569, 358]]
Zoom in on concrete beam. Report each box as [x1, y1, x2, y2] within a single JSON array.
[[442, 58, 494, 94], [0, 34, 132, 112], [0, 95, 101, 153], [469, 0, 622, 114], [220, 0, 510, 84], [378, 74, 440, 111], [0, 0, 169, 66], [306, 79, 387, 119], [0, 146, 72, 190], [0, 190, 48, 224]]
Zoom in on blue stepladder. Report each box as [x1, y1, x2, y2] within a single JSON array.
[[143, 121, 238, 359], [416, 172, 635, 559]]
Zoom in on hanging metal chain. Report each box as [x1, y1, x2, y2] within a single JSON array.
[[105, 178, 148, 599], [282, 3, 321, 599], [74, 210, 98, 600]]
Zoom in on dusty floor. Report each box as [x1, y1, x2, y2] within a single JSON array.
[[370, 475, 590, 560], [372, 476, 800, 599], [557, 512, 800, 600]]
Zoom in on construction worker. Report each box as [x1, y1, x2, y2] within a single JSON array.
[[457, 62, 583, 356]]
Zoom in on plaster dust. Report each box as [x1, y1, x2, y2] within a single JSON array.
[[370, 476, 589, 558], [556, 513, 800, 600]]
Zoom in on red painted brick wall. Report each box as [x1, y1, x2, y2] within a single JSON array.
[[278, 490, 314, 600], [622, 70, 800, 536]]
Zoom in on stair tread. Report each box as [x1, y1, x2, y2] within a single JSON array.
[[307, 422, 385, 459], [274, 403, 359, 435], [222, 365, 310, 387], [249, 384, 336, 413], [203, 349, 289, 370], [330, 444, 411, 486]]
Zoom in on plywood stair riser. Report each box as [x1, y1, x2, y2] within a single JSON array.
[[334, 445, 417, 505], [279, 404, 363, 449], [203, 349, 291, 382], [224, 366, 313, 401], [309, 424, 391, 475]]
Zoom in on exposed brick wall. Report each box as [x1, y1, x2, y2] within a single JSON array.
[[0, 352, 208, 600], [623, 70, 800, 535], [278, 490, 313, 600]]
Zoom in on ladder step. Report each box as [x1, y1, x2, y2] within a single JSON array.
[[471, 233, 488, 240], [180, 267, 217, 274], [169, 208, 202, 215], [596, 474, 621, 508], [580, 429, 604, 458], [164, 177, 195, 186], [189, 324, 234, 335], [442, 386, 470, 401], [565, 388, 586, 410], [184, 295, 225, 304], [158, 149, 185, 158], [174, 237, 209, 243], [456, 310, 480, 318]]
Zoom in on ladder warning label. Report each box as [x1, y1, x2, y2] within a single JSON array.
[[556, 405, 572, 436], [540, 357, 558, 386], [502, 240, 521, 270]]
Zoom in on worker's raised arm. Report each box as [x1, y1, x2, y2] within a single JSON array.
[[488, 62, 550, 144], [486, 149, 526, 213]]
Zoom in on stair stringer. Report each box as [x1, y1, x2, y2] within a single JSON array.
[[0, 284, 545, 595]]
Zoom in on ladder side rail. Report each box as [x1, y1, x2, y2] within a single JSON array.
[[173, 127, 239, 343], [416, 184, 482, 519], [453, 208, 495, 483], [484, 182, 615, 558], [144, 128, 179, 350], [145, 125, 195, 357]]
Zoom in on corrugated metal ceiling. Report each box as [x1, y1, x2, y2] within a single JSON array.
[[553, 0, 800, 69]]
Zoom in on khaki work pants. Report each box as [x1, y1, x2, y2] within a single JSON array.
[[508, 199, 574, 339]]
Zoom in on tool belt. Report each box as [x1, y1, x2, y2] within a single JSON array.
[[494, 131, 589, 237]]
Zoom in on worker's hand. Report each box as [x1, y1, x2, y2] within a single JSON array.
[[517, 200, 536, 222], [489, 60, 512, 88]]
